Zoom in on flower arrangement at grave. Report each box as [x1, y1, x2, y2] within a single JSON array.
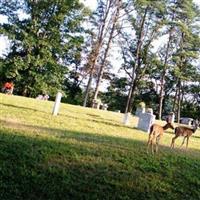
[[137, 102, 146, 108]]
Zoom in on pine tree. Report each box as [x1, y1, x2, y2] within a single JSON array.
[[170, 0, 200, 122], [119, 0, 166, 113]]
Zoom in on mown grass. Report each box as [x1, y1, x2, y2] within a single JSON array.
[[0, 93, 200, 200]]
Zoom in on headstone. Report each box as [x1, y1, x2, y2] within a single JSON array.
[[123, 112, 131, 125], [135, 107, 145, 117], [52, 92, 62, 116], [92, 99, 101, 109], [146, 108, 153, 114], [137, 112, 155, 133], [36, 95, 43, 100], [180, 117, 194, 126], [101, 104, 108, 110], [43, 94, 49, 100], [167, 112, 175, 123]]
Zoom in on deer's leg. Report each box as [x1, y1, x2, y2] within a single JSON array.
[[155, 136, 161, 153], [180, 136, 187, 147], [186, 136, 189, 149], [147, 134, 152, 153], [171, 135, 179, 149], [151, 136, 155, 154]]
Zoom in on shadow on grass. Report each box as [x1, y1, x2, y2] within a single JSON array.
[[1, 119, 200, 155], [1, 122, 200, 200], [59, 112, 137, 131], [192, 135, 200, 139], [0, 102, 49, 114], [1, 102, 133, 130]]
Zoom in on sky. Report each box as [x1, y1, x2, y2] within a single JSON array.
[[1, 0, 199, 56], [81, 0, 200, 10], [0, 0, 199, 62]]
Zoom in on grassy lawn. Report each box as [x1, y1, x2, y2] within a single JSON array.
[[0, 93, 200, 200]]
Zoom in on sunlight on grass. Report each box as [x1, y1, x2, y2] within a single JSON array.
[[0, 93, 200, 200], [1, 93, 199, 152]]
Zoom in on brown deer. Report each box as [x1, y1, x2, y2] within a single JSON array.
[[147, 122, 175, 153], [171, 120, 199, 149]]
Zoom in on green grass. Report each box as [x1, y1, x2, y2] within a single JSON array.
[[0, 93, 200, 200]]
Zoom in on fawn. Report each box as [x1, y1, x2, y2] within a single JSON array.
[[171, 120, 199, 149], [147, 122, 174, 154]]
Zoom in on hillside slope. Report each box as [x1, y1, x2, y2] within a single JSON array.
[[0, 94, 200, 200]]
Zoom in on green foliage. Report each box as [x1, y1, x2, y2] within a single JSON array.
[[102, 77, 129, 112], [0, 0, 89, 97]]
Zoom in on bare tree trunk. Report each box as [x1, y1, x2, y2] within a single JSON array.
[[83, 73, 93, 107], [177, 79, 181, 123], [83, 0, 113, 107], [125, 6, 148, 113], [175, 32, 185, 123], [93, 0, 122, 102], [172, 86, 178, 113], [157, 5, 177, 119], [158, 28, 174, 119]]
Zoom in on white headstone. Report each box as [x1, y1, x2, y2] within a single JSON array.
[[101, 104, 108, 110], [92, 99, 101, 109], [52, 92, 62, 116], [146, 108, 153, 114], [123, 112, 131, 125], [167, 112, 175, 123], [137, 112, 155, 133], [135, 107, 145, 117], [180, 117, 193, 125]]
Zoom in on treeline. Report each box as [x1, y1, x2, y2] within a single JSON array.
[[0, 0, 199, 120]]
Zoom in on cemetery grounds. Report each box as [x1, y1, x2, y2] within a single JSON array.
[[0, 93, 200, 200]]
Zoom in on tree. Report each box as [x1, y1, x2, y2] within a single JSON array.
[[92, 0, 122, 104], [83, 0, 123, 107], [170, 0, 200, 122], [157, 0, 200, 120], [0, 0, 88, 97], [103, 77, 128, 112], [119, 0, 166, 113]]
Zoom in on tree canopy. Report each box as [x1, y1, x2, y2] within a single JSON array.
[[0, 0, 199, 119]]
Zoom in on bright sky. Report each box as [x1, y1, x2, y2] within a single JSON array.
[[80, 0, 97, 10], [0, 0, 199, 57], [81, 0, 200, 10]]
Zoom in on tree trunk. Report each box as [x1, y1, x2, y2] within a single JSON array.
[[83, 72, 93, 107], [175, 32, 185, 123], [158, 27, 174, 119], [125, 6, 148, 113], [93, 0, 121, 102], [177, 79, 181, 123], [172, 85, 178, 113], [83, 0, 113, 107]]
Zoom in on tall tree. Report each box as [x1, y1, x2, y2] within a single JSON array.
[[157, 0, 177, 119], [92, 0, 122, 103], [0, 0, 88, 96], [119, 0, 166, 113], [171, 0, 200, 122], [83, 0, 114, 107]]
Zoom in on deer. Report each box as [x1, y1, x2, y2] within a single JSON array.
[[147, 122, 175, 154], [171, 120, 199, 149]]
